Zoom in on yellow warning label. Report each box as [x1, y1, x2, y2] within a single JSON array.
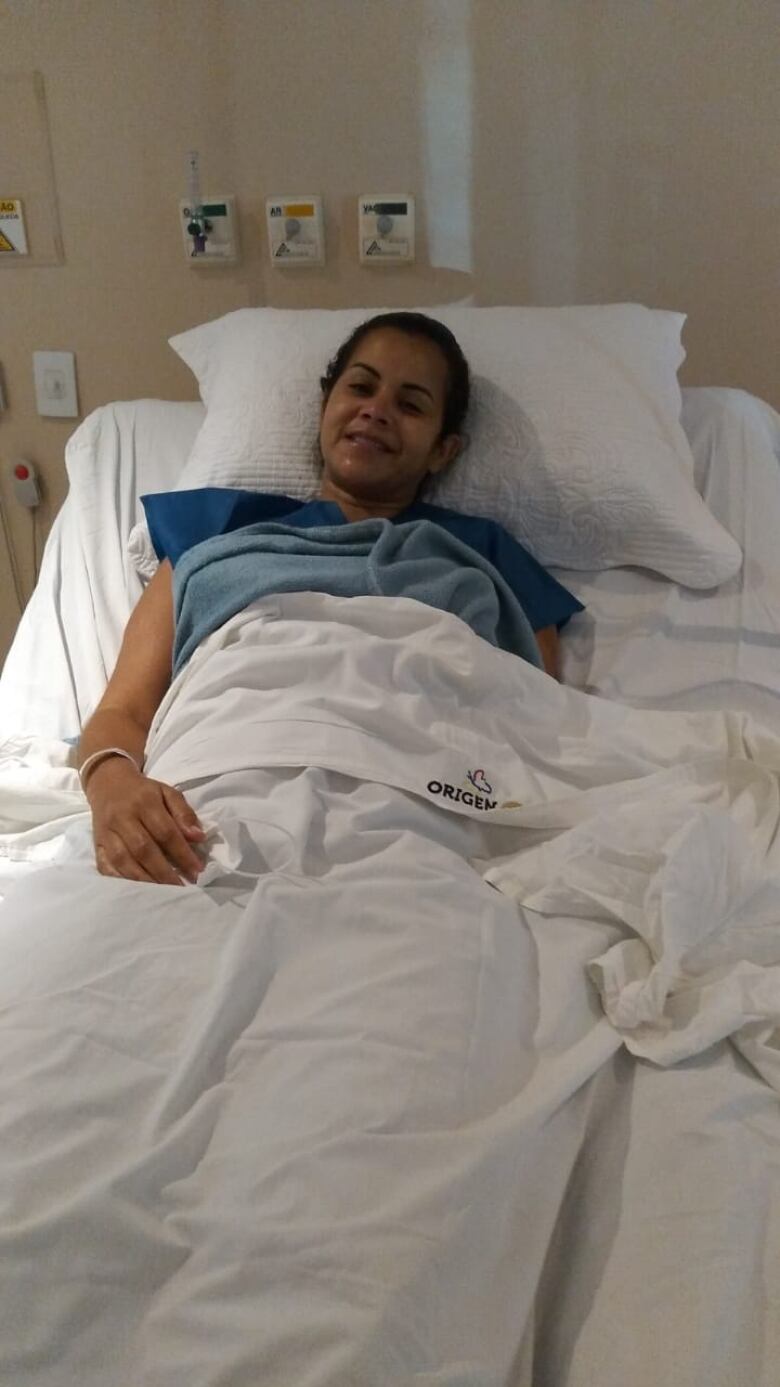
[[284, 203, 315, 217], [0, 198, 28, 253]]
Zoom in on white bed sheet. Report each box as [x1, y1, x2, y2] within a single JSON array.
[[555, 388, 780, 727], [0, 399, 204, 742], [2, 593, 780, 1386]]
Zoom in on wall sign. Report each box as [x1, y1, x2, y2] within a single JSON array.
[[0, 199, 29, 254]]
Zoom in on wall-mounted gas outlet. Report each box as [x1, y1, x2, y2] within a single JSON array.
[[358, 195, 415, 264], [179, 196, 239, 264], [265, 197, 325, 266]]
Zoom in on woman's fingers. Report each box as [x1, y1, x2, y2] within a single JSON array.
[[140, 802, 205, 882], [91, 778, 207, 885], [129, 823, 192, 885], [161, 783, 204, 827], [95, 834, 162, 885], [161, 784, 208, 843], [94, 843, 124, 879]]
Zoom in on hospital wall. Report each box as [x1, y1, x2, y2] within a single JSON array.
[[0, 0, 777, 667]]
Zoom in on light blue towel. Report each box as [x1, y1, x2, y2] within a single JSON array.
[[172, 518, 543, 676]]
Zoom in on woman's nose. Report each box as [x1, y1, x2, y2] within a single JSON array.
[[357, 394, 391, 424]]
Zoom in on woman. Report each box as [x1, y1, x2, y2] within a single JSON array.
[[78, 312, 582, 885]]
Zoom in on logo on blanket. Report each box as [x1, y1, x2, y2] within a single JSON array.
[[466, 768, 492, 795], [426, 768, 522, 812]]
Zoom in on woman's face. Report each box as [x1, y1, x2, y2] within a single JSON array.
[[319, 328, 461, 505]]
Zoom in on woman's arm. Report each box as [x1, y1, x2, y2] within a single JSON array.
[[77, 560, 177, 773], [535, 625, 560, 680], [77, 560, 205, 884]]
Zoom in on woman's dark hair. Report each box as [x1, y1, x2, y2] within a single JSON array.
[[320, 311, 470, 440]]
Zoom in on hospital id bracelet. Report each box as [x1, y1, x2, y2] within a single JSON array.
[[78, 747, 142, 792]]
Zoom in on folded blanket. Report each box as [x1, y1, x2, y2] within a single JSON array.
[[172, 517, 542, 675]]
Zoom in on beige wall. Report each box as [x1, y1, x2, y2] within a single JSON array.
[[1, 0, 778, 664]]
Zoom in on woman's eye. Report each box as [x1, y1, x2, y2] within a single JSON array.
[[350, 382, 370, 395], [402, 400, 422, 414]]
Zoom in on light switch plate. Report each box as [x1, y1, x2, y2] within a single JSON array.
[[33, 350, 79, 418]]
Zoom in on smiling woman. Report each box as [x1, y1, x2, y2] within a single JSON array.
[[74, 311, 582, 884], [317, 314, 467, 519]]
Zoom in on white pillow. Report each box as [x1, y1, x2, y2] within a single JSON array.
[[132, 304, 742, 588]]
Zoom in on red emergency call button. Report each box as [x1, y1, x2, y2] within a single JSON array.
[[14, 464, 29, 480]]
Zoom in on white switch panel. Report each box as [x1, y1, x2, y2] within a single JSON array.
[[358, 195, 415, 263], [33, 351, 79, 418]]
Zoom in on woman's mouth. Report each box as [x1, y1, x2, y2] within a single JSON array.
[[344, 431, 393, 454]]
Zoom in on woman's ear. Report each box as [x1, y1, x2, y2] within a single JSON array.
[[428, 434, 462, 476]]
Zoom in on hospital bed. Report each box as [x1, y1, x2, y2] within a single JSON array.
[[1, 315, 780, 1384]]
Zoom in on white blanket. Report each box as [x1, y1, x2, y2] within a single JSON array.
[[1, 593, 779, 1385]]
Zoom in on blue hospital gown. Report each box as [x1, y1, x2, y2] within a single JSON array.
[[141, 488, 584, 634]]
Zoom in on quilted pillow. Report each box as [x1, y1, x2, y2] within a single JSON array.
[[129, 304, 742, 588]]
